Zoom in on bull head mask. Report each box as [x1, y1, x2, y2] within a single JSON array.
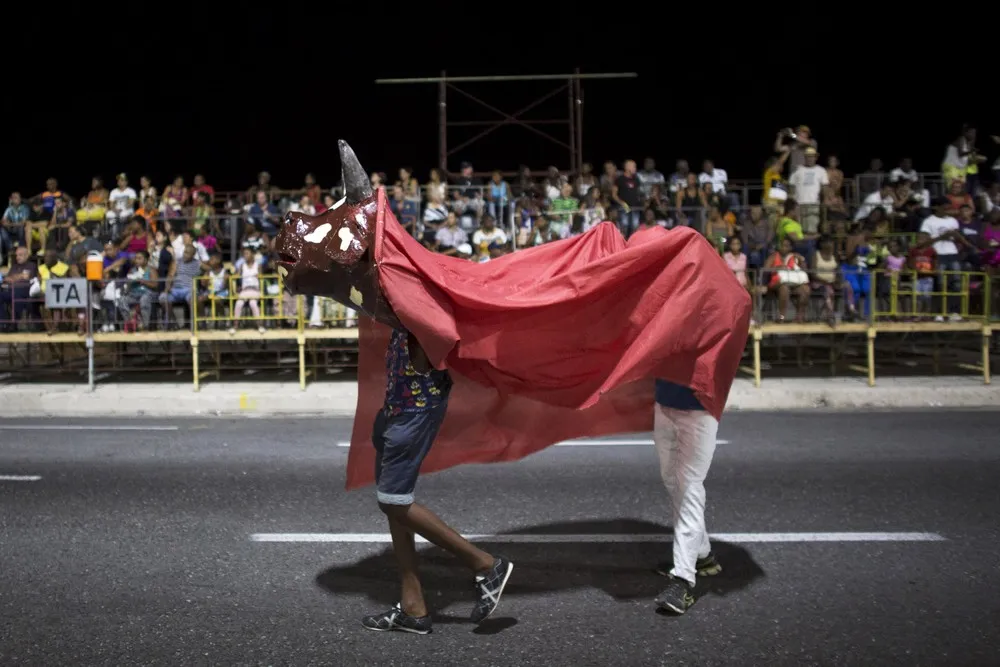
[[275, 140, 402, 329]]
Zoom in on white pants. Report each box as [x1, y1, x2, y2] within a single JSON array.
[[653, 404, 719, 587]]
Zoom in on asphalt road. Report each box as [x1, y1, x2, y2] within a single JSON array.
[[1, 412, 999, 666]]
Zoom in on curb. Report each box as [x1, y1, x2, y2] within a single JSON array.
[[0, 378, 997, 418]]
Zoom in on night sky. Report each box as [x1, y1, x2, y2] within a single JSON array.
[[5, 5, 991, 198]]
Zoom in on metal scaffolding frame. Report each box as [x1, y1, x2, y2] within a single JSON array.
[[375, 70, 637, 176]]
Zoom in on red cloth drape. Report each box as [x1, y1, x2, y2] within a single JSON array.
[[345, 192, 751, 490]]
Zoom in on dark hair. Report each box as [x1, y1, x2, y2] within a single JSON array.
[[134, 250, 149, 261], [783, 197, 798, 215]]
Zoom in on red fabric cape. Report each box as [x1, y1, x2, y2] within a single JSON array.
[[345, 191, 751, 490]]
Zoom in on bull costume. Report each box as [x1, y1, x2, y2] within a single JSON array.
[[275, 141, 751, 629]]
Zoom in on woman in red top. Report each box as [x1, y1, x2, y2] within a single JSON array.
[[766, 236, 811, 323], [945, 179, 974, 216]]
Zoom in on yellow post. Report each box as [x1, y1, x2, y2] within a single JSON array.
[[191, 337, 200, 392], [753, 328, 763, 388], [866, 327, 876, 387], [298, 334, 307, 390], [983, 326, 992, 386]]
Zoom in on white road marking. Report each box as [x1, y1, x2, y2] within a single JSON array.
[[0, 425, 179, 431], [335, 439, 729, 447], [0, 475, 41, 481], [250, 532, 946, 544]]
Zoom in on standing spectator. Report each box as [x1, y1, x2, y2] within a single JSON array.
[[160, 244, 203, 328], [788, 147, 828, 236], [942, 125, 986, 192], [857, 158, 885, 199], [397, 167, 419, 199], [920, 197, 964, 320], [763, 150, 790, 216], [247, 171, 278, 204], [451, 161, 483, 228], [230, 247, 266, 334], [612, 159, 642, 237], [637, 158, 666, 199], [425, 168, 447, 202], [161, 176, 189, 220], [773, 125, 818, 176], [486, 170, 511, 223], [741, 205, 773, 269], [574, 163, 597, 199], [2, 192, 30, 263], [37, 178, 68, 215]]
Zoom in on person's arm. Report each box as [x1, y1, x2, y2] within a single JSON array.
[[140, 267, 159, 289], [164, 260, 177, 291]]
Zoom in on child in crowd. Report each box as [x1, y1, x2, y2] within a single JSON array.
[[230, 247, 266, 334], [908, 232, 937, 316]]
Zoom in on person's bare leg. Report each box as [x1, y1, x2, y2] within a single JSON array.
[[381, 502, 495, 574], [386, 515, 427, 617]]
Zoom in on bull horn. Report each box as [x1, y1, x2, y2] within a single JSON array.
[[339, 139, 372, 204]]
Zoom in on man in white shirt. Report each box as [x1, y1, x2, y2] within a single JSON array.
[[854, 182, 895, 222], [637, 158, 666, 199], [698, 160, 727, 194], [107, 173, 137, 234], [889, 158, 918, 185], [788, 147, 828, 234], [920, 197, 966, 319], [471, 215, 508, 262]]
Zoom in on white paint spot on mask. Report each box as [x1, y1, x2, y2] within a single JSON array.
[[331, 197, 346, 210], [337, 226, 355, 251], [354, 212, 367, 229], [304, 223, 332, 244], [349, 286, 364, 307]]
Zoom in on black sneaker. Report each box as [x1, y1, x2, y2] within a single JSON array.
[[361, 603, 432, 635], [471, 556, 514, 623], [656, 576, 696, 614], [654, 552, 722, 578]]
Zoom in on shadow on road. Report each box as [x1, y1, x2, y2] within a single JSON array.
[[315, 519, 765, 631]]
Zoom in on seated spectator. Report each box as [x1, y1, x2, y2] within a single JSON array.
[[704, 206, 732, 249], [119, 218, 149, 259], [397, 167, 419, 199], [811, 236, 856, 324], [421, 191, 449, 246], [908, 232, 937, 316], [982, 210, 1000, 269], [425, 168, 447, 202], [644, 184, 670, 225], [723, 237, 748, 290], [675, 173, 706, 229], [191, 174, 215, 206], [161, 176, 189, 219], [526, 215, 564, 246], [301, 173, 321, 208], [194, 224, 218, 256], [741, 205, 773, 269], [945, 178, 974, 217], [136, 197, 161, 233], [543, 166, 567, 202], [159, 244, 203, 328], [287, 195, 316, 216], [200, 252, 230, 318], [549, 182, 579, 238], [766, 237, 811, 323], [612, 160, 642, 237], [37, 178, 69, 216], [2, 192, 30, 264], [638, 158, 666, 199], [776, 198, 804, 245], [0, 246, 40, 331], [190, 192, 214, 232], [63, 225, 103, 267], [118, 250, 158, 331], [139, 175, 158, 205], [434, 212, 471, 258], [599, 161, 619, 198], [668, 160, 691, 195], [107, 173, 137, 237], [471, 215, 508, 262], [74, 177, 108, 229], [24, 199, 52, 256], [248, 190, 280, 235], [855, 180, 894, 222]]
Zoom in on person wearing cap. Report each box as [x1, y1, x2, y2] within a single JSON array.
[[107, 173, 138, 238], [788, 146, 828, 239]]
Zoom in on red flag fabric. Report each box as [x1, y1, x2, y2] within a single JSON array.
[[345, 191, 751, 490]]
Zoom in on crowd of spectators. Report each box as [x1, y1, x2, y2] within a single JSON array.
[[2, 125, 1000, 333]]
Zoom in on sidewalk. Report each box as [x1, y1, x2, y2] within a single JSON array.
[[1, 377, 997, 417]]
